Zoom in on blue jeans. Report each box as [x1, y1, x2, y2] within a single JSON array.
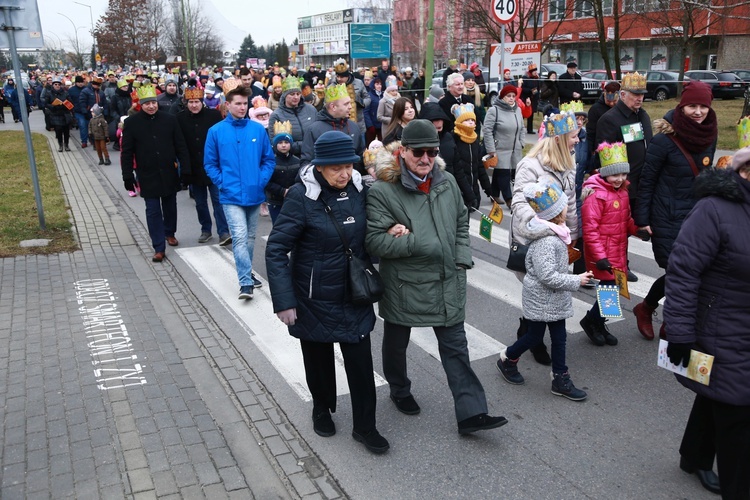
[[193, 184, 228, 236], [223, 204, 260, 287], [507, 318, 568, 374], [75, 112, 89, 143], [144, 194, 177, 253]]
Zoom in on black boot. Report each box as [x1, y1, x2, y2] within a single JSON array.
[[58, 143, 63, 152], [516, 317, 552, 365]]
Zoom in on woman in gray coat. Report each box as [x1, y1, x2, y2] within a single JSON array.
[[482, 85, 526, 207]]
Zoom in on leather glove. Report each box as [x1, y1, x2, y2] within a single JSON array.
[[276, 308, 297, 326], [667, 342, 692, 368], [636, 229, 651, 241], [124, 178, 136, 192], [471, 197, 480, 209], [595, 258, 613, 272]]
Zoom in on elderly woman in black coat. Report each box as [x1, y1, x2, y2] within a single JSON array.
[[663, 149, 750, 497], [633, 81, 717, 340], [265, 130, 389, 455], [44, 77, 72, 152]]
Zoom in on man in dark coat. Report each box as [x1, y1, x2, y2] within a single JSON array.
[[557, 62, 583, 105], [594, 74, 652, 208], [176, 86, 229, 245], [157, 78, 180, 111], [439, 73, 473, 125], [121, 84, 190, 262], [441, 58, 459, 90], [78, 77, 107, 123], [586, 81, 620, 157], [301, 84, 365, 172]]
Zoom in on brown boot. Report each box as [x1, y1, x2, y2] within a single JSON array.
[[633, 301, 656, 340]]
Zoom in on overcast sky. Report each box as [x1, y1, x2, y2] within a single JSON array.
[[36, 0, 348, 53]]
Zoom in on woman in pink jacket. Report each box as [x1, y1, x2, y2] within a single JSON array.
[[580, 142, 641, 346]]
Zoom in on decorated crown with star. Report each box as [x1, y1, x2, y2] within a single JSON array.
[[543, 111, 578, 138]]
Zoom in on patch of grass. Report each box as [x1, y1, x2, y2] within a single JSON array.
[[0, 131, 78, 257], [642, 98, 744, 150]]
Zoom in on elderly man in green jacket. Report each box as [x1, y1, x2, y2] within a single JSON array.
[[366, 120, 507, 435]]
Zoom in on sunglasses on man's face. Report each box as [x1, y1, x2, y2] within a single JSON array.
[[408, 147, 440, 158]]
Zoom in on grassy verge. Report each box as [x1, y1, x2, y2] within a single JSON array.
[[0, 131, 78, 257], [642, 98, 743, 151]]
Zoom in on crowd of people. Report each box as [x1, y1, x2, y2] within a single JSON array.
[[4, 58, 750, 496]]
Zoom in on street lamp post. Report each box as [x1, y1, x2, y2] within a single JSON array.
[[73, 1, 95, 68], [57, 12, 85, 68]]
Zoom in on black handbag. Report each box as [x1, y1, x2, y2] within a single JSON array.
[[322, 199, 384, 305], [506, 216, 529, 273]]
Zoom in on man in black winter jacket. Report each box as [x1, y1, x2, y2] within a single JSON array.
[[558, 62, 583, 105], [121, 85, 190, 262]]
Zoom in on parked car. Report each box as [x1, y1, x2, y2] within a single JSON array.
[[728, 69, 750, 84], [580, 69, 611, 87], [644, 70, 680, 101], [540, 63, 601, 103], [683, 70, 746, 99]]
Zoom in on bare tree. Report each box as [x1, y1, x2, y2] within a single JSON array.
[[640, 0, 749, 81], [461, 0, 572, 57]]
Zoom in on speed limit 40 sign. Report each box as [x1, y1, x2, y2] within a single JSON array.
[[492, 0, 518, 24]]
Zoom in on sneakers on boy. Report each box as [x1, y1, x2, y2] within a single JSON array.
[[551, 372, 587, 401], [496, 348, 524, 385], [238, 285, 253, 300], [219, 233, 232, 246], [580, 314, 606, 346], [251, 273, 263, 288], [198, 232, 212, 243]]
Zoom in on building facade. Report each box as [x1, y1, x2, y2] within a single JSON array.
[[391, 0, 750, 73], [297, 8, 392, 70]]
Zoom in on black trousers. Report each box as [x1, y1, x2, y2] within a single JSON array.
[[680, 393, 750, 499], [300, 336, 377, 434], [54, 125, 70, 146], [491, 168, 515, 203]]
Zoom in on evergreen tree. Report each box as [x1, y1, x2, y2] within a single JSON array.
[[238, 34, 257, 65]]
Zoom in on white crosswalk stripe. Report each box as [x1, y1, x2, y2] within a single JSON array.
[[180, 227, 663, 400], [468, 216, 659, 300], [176, 245, 387, 402]]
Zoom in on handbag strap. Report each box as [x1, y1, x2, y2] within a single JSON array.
[[667, 135, 700, 177], [320, 199, 353, 256]]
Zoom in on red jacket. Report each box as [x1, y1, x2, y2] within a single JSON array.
[[581, 174, 638, 280]]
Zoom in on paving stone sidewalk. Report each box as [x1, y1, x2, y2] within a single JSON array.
[[0, 119, 345, 499]]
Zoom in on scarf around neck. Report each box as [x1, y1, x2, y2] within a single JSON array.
[[535, 215, 571, 245], [454, 122, 477, 143], [672, 106, 718, 154]]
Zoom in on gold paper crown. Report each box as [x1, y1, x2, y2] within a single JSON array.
[[272, 75, 283, 88], [738, 116, 750, 149], [222, 77, 242, 94], [252, 96, 268, 109], [560, 100, 584, 114], [622, 72, 647, 93], [597, 142, 628, 168], [184, 86, 204, 100], [281, 75, 301, 92], [136, 83, 157, 101], [272, 120, 292, 138], [543, 111, 578, 138], [325, 84, 349, 103], [334, 58, 349, 75], [364, 70, 373, 79]]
